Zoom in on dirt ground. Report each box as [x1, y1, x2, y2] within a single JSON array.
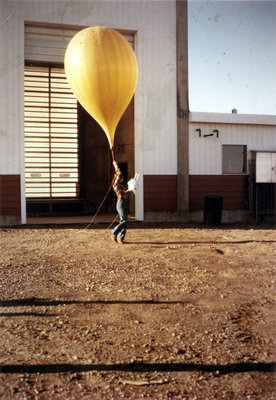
[[0, 221, 275, 400]]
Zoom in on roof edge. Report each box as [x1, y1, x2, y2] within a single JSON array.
[[189, 112, 276, 126]]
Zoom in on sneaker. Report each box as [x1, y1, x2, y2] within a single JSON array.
[[111, 234, 117, 243], [117, 239, 124, 244]]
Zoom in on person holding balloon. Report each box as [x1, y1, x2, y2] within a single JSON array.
[[64, 26, 139, 242], [111, 161, 130, 244]]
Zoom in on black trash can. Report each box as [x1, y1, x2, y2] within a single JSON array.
[[204, 195, 223, 225]]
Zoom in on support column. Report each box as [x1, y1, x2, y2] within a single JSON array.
[[176, 0, 189, 219]]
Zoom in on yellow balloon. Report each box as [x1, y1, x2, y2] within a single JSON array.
[[64, 26, 138, 148]]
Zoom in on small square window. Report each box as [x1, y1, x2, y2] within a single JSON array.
[[222, 145, 247, 174]]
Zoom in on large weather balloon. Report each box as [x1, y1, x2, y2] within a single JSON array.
[[64, 26, 138, 151]]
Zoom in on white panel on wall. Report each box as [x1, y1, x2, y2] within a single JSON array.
[[256, 152, 276, 183], [136, 1, 177, 175]]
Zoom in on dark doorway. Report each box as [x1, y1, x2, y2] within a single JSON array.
[[78, 99, 135, 215]]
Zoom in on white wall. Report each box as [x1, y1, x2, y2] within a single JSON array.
[[0, 0, 177, 222], [189, 113, 276, 175]]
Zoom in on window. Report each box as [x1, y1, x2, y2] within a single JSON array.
[[24, 65, 79, 198], [222, 145, 247, 174]]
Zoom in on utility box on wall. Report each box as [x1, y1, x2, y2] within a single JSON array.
[[249, 151, 276, 222], [255, 152, 276, 183]]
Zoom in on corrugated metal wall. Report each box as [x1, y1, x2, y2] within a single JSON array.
[[188, 115, 276, 217], [189, 175, 248, 211], [24, 23, 134, 63], [144, 175, 177, 212], [189, 119, 276, 175], [0, 175, 21, 216]]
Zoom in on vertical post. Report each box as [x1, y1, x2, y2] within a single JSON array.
[[176, 0, 189, 219]]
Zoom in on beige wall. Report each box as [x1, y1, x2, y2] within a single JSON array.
[[0, 0, 178, 222]]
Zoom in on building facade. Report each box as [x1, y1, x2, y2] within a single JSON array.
[[0, 0, 275, 226], [189, 113, 276, 223], [0, 0, 184, 225]]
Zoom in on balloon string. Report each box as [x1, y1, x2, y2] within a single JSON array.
[[84, 180, 114, 230], [106, 213, 119, 230], [85, 149, 117, 230], [110, 146, 115, 163]]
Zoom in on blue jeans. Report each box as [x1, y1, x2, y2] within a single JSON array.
[[112, 199, 128, 240]]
